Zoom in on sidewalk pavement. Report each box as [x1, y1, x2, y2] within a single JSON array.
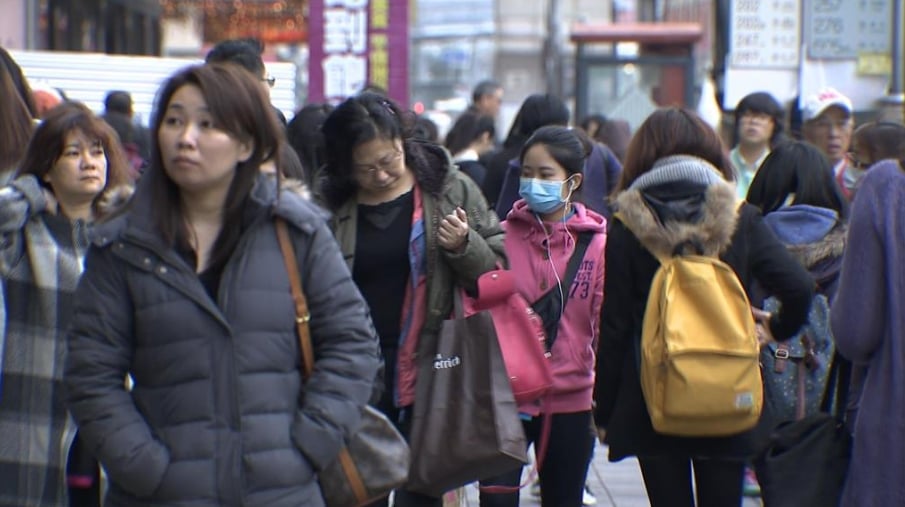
[[456, 442, 764, 506]]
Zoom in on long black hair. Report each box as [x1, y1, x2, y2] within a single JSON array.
[[502, 93, 569, 150], [746, 141, 848, 218], [320, 92, 445, 210]]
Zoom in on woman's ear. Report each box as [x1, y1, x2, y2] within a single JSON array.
[[237, 140, 255, 163], [569, 173, 584, 190]]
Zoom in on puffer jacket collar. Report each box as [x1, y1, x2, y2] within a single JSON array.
[[613, 177, 739, 259], [92, 173, 324, 250], [89, 174, 326, 332]]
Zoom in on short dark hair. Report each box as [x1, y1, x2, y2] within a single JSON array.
[[472, 80, 502, 104], [618, 108, 733, 191], [733, 92, 785, 147], [746, 141, 847, 218], [104, 90, 133, 115], [205, 38, 266, 76]]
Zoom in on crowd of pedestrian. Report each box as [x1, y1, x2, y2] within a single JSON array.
[[1, 37, 904, 507]]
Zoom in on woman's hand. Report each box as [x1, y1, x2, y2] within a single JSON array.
[[438, 207, 469, 253], [596, 427, 607, 444]]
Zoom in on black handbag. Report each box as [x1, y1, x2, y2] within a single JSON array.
[[276, 219, 410, 507], [755, 353, 852, 507]]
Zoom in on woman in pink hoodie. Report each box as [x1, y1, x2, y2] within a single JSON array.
[[480, 126, 607, 507]]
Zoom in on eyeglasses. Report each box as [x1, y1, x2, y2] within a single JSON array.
[[261, 75, 276, 88], [354, 150, 402, 177]]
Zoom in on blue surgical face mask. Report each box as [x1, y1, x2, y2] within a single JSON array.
[[518, 177, 572, 214]]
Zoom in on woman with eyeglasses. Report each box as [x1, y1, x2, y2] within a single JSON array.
[[320, 92, 506, 506]]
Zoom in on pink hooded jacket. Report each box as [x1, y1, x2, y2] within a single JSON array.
[[503, 199, 607, 415]]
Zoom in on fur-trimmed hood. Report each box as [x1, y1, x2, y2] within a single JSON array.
[[613, 178, 739, 259], [785, 224, 846, 269]]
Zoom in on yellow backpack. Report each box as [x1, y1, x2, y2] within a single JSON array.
[[639, 250, 763, 437]]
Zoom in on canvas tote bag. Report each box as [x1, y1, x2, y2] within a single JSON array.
[[406, 289, 529, 497]]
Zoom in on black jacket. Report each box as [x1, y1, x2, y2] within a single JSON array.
[[594, 177, 814, 462], [64, 177, 380, 506], [480, 144, 521, 210]]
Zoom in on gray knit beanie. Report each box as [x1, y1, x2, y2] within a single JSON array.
[[630, 154, 724, 190]]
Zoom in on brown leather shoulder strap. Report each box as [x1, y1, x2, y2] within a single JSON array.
[[275, 218, 315, 380]]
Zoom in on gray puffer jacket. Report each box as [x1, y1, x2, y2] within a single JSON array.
[[64, 178, 380, 506]]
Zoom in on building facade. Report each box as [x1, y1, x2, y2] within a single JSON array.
[[1, 0, 161, 55]]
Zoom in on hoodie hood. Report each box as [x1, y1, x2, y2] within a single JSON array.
[[763, 204, 846, 270], [93, 170, 327, 250], [613, 156, 739, 259], [763, 205, 837, 245]]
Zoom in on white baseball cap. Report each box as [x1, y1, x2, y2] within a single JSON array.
[[802, 88, 853, 122]]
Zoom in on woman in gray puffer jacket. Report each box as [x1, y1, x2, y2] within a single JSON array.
[[64, 64, 380, 507]]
